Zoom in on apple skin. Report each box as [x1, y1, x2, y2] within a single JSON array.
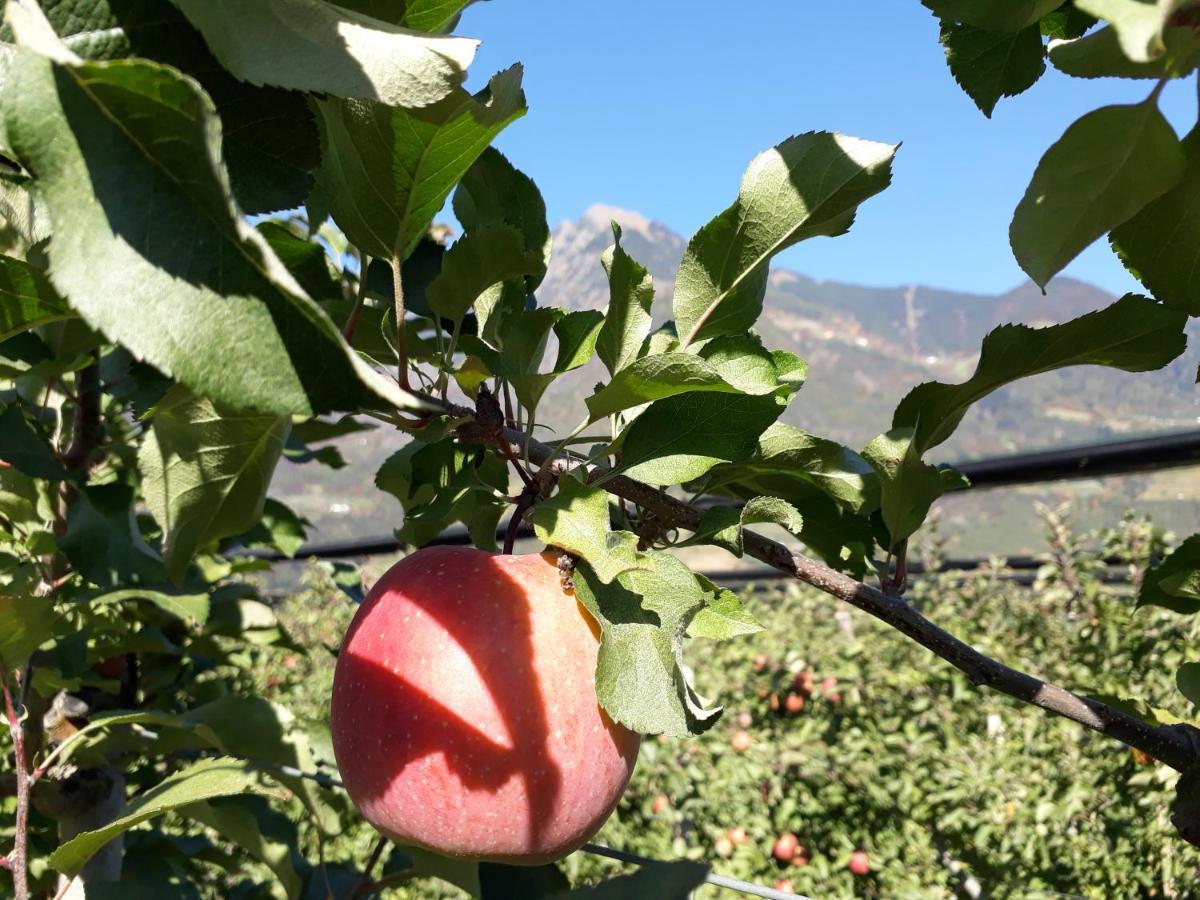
[[330, 546, 641, 865]]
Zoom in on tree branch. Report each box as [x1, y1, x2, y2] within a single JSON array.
[[428, 392, 1200, 773], [1, 667, 30, 900], [62, 359, 102, 472]]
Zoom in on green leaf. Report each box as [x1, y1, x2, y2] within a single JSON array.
[[923, 0, 1063, 31], [182, 797, 305, 900], [427, 224, 543, 326], [862, 428, 946, 548], [1111, 128, 1200, 313], [0, 403, 68, 480], [1075, 0, 1191, 61], [553, 310, 605, 373], [2, 47, 422, 416], [257, 222, 343, 303], [168, 0, 477, 108], [573, 552, 722, 737], [0, 253, 72, 342], [88, 588, 210, 628], [615, 392, 783, 486], [60, 484, 166, 589], [47, 757, 271, 876], [313, 65, 526, 262], [1050, 24, 1200, 77], [893, 294, 1187, 454], [4, 0, 321, 216], [1140, 534, 1200, 613], [1010, 100, 1185, 287], [564, 861, 709, 898], [478, 862, 571, 899], [673, 132, 896, 346], [1177, 662, 1200, 709], [940, 22, 1046, 117], [402, 0, 481, 32], [139, 387, 290, 582], [686, 586, 765, 640], [290, 415, 375, 444], [596, 224, 655, 377], [1040, 6, 1100, 38], [699, 423, 878, 513], [528, 475, 647, 584], [228, 498, 309, 559], [0, 593, 56, 668], [453, 147, 551, 290], [680, 496, 803, 557]]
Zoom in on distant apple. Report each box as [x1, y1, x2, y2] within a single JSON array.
[[736, 711, 753, 728], [652, 793, 671, 814], [330, 546, 641, 865], [820, 675, 837, 694], [772, 832, 799, 862], [715, 835, 734, 858], [784, 693, 805, 714], [792, 670, 814, 695], [753, 654, 770, 672], [772, 878, 795, 894], [731, 730, 753, 752], [728, 826, 749, 845], [849, 849, 870, 876]]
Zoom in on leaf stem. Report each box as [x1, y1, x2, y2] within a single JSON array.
[[391, 253, 410, 390], [342, 250, 371, 343], [1, 666, 30, 900]]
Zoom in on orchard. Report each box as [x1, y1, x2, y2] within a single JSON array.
[[2, 0, 1200, 898]]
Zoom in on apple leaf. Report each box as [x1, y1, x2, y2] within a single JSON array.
[[615, 392, 784, 486], [1139, 534, 1200, 614], [47, 757, 273, 876], [139, 387, 290, 583], [427, 224, 544, 327], [923, 0, 1062, 30], [596, 224, 655, 378], [168, 0, 477, 108], [1075, 0, 1191, 62], [2, 44, 422, 416], [87, 589, 211, 629], [181, 797, 305, 900], [673, 132, 896, 346], [679, 496, 803, 558], [1177, 663, 1200, 709], [573, 551, 723, 737], [225, 498, 310, 559], [564, 861, 709, 898], [893, 294, 1187, 455], [528, 475, 647, 584], [453, 147, 551, 291], [1050, 24, 1200, 78], [313, 65, 526, 262], [861, 429, 950, 549], [0, 402, 68, 480], [1111, 127, 1200, 314], [686, 581, 765, 640], [939, 21, 1046, 117], [0, 253, 72, 343], [1010, 101, 1184, 288], [60, 484, 167, 589], [0, 593, 56, 668]]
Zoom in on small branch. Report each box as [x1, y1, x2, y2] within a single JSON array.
[[61, 359, 102, 472], [350, 836, 388, 899], [1, 667, 30, 900], [342, 251, 371, 343], [391, 253, 410, 390], [428, 391, 1200, 772], [504, 484, 539, 555]]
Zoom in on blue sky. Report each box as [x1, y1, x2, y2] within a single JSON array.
[[460, 0, 1197, 297]]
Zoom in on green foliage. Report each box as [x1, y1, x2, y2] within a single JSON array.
[[939, 20, 1046, 117]]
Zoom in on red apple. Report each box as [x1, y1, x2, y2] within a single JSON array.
[[714, 835, 734, 858], [753, 653, 770, 672], [849, 849, 870, 876], [728, 826, 749, 845], [827, 692, 842, 704], [731, 730, 753, 752], [736, 711, 753, 728], [652, 793, 670, 814], [772, 878, 795, 894], [784, 693, 805, 714], [772, 832, 799, 862], [792, 670, 814, 696], [330, 546, 641, 864], [820, 675, 837, 694]]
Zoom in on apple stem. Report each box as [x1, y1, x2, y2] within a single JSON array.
[[505, 483, 539, 554]]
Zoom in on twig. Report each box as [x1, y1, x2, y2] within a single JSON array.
[[428, 392, 1200, 772], [61, 359, 102, 471], [1, 666, 30, 900], [581, 843, 812, 900], [350, 836, 389, 899]]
